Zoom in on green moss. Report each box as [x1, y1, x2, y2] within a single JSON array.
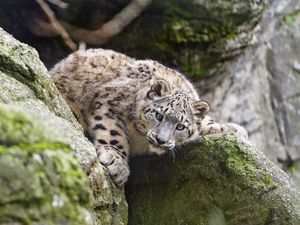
[[127, 135, 299, 225], [0, 145, 6, 154], [0, 28, 129, 224], [0, 147, 93, 225], [160, 13, 237, 78], [96, 209, 113, 225], [18, 142, 71, 153], [0, 43, 46, 103], [0, 105, 45, 146], [282, 8, 300, 26], [181, 50, 220, 78], [0, 67, 53, 106], [104, 0, 265, 79], [0, 104, 76, 154], [0, 28, 81, 131], [166, 17, 237, 45], [0, 142, 70, 154], [287, 161, 297, 173]]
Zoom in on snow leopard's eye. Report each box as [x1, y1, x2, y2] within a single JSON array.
[[176, 124, 186, 131], [155, 112, 163, 121]]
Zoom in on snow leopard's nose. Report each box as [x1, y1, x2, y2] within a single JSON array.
[[155, 136, 167, 145]]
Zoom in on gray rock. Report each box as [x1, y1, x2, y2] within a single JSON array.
[[0, 27, 127, 225], [127, 135, 300, 225], [197, 0, 300, 189]]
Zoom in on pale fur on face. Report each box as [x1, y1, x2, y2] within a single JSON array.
[[135, 89, 209, 155]]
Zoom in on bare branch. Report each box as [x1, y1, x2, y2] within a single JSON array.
[[35, 0, 77, 51], [31, 0, 152, 46], [46, 0, 68, 9], [61, 0, 152, 45]]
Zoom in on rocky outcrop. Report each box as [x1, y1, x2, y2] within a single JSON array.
[[127, 135, 300, 225], [197, 0, 300, 189], [0, 28, 127, 225]]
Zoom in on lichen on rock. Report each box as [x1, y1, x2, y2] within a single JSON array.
[[0, 145, 92, 225], [0, 27, 127, 225], [126, 135, 300, 225], [102, 0, 265, 78]]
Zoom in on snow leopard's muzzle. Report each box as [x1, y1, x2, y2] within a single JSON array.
[[147, 121, 176, 151]]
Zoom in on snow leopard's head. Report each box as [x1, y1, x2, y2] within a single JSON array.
[[136, 79, 210, 155]]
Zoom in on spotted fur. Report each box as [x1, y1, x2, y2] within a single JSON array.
[[50, 48, 247, 185]]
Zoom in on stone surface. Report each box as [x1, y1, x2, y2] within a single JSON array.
[[104, 0, 265, 78], [126, 135, 300, 225], [196, 0, 300, 189], [0, 28, 127, 225]]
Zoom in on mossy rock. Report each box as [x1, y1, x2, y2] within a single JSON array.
[[105, 0, 265, 78], [0, 143, 92, 225], [126, 135, 300, 225], [0, 27, 127, 225]]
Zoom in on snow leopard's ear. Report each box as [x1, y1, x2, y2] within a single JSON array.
[[192, 100, 210, 118], [147, 79, 171, 99]]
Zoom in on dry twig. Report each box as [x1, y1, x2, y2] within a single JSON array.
[[60, 0, 152, 45], [35, 0, 77, 51], [31, 0, 152, 46], [46, 0, 68, 9]]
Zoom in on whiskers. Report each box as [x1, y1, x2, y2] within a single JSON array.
[[169, 146, 179, 162]]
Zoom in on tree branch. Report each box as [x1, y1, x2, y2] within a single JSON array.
[[35, 0, 77, 51], [31, 0, 152, 45], [61, 0, 152, 45], [46, 0, 68, 9]]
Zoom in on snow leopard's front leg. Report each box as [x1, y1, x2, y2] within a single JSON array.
[[200, 116, 248, 138], [87, 99, 130, 186]]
